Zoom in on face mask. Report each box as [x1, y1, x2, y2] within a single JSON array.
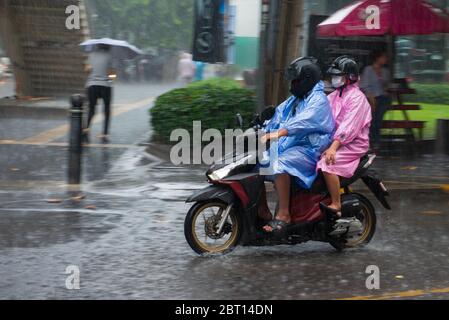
[[332, 76, 345, 88]]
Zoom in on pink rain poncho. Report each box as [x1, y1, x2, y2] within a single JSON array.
[[317, 84, 372, 178]]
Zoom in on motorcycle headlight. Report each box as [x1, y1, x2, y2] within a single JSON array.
[[208, 155, 253, 181]]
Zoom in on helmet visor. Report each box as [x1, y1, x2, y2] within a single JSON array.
[[327, 65, 345, 76]]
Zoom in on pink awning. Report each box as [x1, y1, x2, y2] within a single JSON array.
[[318, 0, 449, 37]]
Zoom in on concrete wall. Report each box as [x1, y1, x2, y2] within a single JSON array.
[[0, 0, 89, 97]]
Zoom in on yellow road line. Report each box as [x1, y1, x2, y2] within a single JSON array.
[[394, 174, 449, 181], [0, 140, 139, 149], [0, 180, 85, 191], [384, 180, 447, 190], [441, 184, 449, 194], [21, 97, 154, 144], [340, 286, 449, 300], [0, 180, 65, 188]]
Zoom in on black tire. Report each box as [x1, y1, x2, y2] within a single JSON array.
[[330, 194, 377, 250], [184, 201, 242, 255]]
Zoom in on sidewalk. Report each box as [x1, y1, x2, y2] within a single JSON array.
[[1, 78, 447, 193], [0, 82, 177, 186], [0, 81, 176, 118]]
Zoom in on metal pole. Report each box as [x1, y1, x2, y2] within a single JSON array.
[[68, 94, 85, 185], [436, 119, 449, 155], [388, 34, 396, 81], [257, 0, 270, 113]]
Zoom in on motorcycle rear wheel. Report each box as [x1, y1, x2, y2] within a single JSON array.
[[184, 201, 242, 255], [330, 195, 377, 250]]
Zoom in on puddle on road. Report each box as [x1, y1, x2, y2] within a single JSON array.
[[0, 146, 207, 250], [85, 147, 207, 200]]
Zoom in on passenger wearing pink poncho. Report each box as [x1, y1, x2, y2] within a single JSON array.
[[318, 56, 372, 217]]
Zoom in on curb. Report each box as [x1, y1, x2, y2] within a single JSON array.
[[0, 103, 70, 119], [144, 142, 172, 162]]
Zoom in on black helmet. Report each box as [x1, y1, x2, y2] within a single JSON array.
[[327, 56, 359, 82], [285, 57, 322, 99]]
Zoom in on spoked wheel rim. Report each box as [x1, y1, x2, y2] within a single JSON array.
[[191, 202, 240, 254], [344, 202, 374, 247]]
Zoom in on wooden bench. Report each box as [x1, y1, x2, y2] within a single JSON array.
[[382, 120, 426, 141], [388, 104, 421, 111], [385, 87, 426, 142]]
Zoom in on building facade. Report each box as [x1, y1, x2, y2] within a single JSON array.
[[304, 0, 449, 81], [0, 0, 90, 97], [229, 0, 261, 69]]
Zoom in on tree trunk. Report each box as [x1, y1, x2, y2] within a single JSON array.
[[258, 0, 304, 111]]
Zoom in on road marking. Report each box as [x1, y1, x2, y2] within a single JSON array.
[[384, 180, 446, 190], [21, 124, 70, 144], [0, 140, 140, 149], [0, 180, 66, 188], [441, 184, 449, 194], [21, 97, 154, 144], [340, 286, 449, 300], [0, 180, 88, 192], [419, 210, 446, 216]]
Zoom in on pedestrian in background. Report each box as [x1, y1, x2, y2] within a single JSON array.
[[194, 61, 205, 82], [360, 49, 392, 149], [178, 52, 196, 85], [84, 44, 115, 144]]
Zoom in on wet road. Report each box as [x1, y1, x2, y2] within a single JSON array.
[[1, 82, 449, 299], [0, 77, 14, 98], [1, 146, 449, 299]]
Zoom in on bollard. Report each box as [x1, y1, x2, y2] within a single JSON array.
[[68, 94, 85, 185], [436, 119, 449, 155]]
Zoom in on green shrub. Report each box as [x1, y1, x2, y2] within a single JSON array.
[[187, 77, 241, 90], [405, 83, 449, 105], [150, 78, 256, 143]]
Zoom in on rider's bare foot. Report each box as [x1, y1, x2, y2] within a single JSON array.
[[263, 211, 291, 233]]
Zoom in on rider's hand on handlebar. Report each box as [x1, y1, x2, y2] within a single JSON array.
[[260, 134, 270, 145], [260, 129, 288, 145], [260, 132, 278, 145]]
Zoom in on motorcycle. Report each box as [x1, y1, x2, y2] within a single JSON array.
[[184, 108, 391, 255]]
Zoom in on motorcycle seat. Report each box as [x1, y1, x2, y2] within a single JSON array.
[[293, 154, 376, 194], [340, 154, 376, 188]]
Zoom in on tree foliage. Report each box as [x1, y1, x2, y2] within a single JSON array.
[[88, 0, 194, 51]]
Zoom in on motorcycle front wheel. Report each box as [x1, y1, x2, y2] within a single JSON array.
[[184, 201, 242, 255]]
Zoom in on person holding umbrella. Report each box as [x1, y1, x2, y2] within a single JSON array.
[[83, 43, 115, 143], [80, 38, 143, 143]]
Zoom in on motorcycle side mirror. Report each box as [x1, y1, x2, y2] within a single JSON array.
[[236, 113, 244, 128], [261, 106, 276, 122], [250, 113, 261, 127]]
